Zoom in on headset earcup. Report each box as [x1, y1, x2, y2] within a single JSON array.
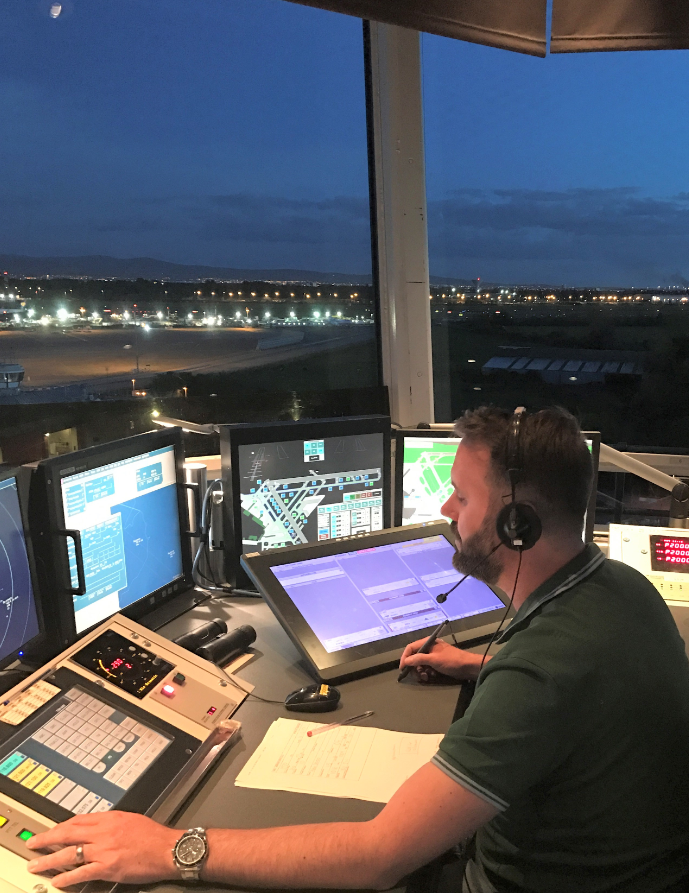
[[496, 503, 542, 551]]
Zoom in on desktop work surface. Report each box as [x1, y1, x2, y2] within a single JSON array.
[[129, 594, 462, 893]]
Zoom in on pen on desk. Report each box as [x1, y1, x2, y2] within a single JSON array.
[[397, 618, 448, 683], [306, 710, 374, 737]]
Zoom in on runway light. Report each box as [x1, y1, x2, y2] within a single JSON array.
[[56, 307, 68, 321], [27, 309, 34, 318], [157, 311, 163, 319], [152, 410, 160, 418]]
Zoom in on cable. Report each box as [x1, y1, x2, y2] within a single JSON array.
[[215, 662, 284, 705], [192, 479, 223, 588], [478, 549, 522, 674]]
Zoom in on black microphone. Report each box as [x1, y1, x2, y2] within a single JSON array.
[[173, 619, 228, 652], [197, 624, 257, 666], [436, 543, 503, 603]]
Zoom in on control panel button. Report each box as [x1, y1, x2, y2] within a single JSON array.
[[161, 684, 176, 698], [172, 673, 186, 686], [0, 815, 7, 829], [18, 829, 35, 842]]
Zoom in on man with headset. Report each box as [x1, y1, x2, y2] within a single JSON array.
[[26, 406, 689, 892]]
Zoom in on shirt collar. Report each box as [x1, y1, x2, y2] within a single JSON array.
[[497, 543, 606, 643]]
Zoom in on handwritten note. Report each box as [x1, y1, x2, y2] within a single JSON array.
[[235, 718, 443, 802]]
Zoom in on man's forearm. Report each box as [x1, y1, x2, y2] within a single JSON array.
[[202, 821, 395, 890]]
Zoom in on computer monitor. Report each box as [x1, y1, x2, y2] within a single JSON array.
[[395, 427, 601, 543], [241, 522, 508, 682], [0, 468, 44, 671], [394, 428, 457, 527], [219, 415, 391, 587], [33, 429, 193, 649]]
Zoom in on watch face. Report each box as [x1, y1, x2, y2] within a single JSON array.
[[177, 835, 206, 865]]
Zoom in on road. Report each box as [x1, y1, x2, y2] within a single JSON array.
[[0, 325, 374, 390]]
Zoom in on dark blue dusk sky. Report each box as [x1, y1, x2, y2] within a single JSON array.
[[2, 0, 689, 286]]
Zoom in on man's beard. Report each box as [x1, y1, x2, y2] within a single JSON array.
[[450, 516, 503, 586]]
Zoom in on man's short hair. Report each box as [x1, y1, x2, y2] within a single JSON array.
[[454, 406, 593, 535]]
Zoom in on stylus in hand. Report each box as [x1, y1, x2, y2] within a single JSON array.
[[397, 619, 448, 682]]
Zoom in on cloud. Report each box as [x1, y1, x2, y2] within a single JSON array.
[[428, 187, 689, 285], [0, 191, 372, 273]]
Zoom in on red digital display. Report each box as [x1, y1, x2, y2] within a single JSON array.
[[650, 535, 689, 574]]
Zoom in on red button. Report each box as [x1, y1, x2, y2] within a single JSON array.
[[161, 685, 175, 698]]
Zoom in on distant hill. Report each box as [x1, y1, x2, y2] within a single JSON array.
[[0, 252, 475, 287], [0, 253, 373, 284]]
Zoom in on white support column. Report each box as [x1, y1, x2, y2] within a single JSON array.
[[368, 22, 434, 426]]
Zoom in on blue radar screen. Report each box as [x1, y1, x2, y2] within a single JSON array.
[[0, 478, 40, 663]]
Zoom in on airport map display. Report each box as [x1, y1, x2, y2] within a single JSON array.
[[61, 446, 184, 633], [239, 434, 385, 550], [0, 477, 40, 664], [401, 437, 459, 525]]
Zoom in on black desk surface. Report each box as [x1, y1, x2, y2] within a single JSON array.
[[130, 593, 464, 893], [122, 594, 689, 893]]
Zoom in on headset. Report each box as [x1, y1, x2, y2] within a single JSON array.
[[495, 406, 542, 552]]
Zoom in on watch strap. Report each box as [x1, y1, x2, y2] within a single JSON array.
[[172, 827, 209, 882]]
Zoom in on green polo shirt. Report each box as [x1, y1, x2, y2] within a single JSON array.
[[432, 544, 689, 893]]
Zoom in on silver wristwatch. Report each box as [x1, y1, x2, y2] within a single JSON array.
[[172, 827, 209, 881]]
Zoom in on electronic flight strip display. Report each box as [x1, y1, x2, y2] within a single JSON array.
[[0, 614, 246, 893], [238, 433, 385, 550], [60, 445, 184, 634]]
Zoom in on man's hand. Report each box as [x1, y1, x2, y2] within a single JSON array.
[[399, 638, 488, 683], [25, 812, 179, 889]]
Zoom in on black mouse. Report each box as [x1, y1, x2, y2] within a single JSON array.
[[284, 683, 341, 713]]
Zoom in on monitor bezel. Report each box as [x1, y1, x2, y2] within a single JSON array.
[[241, 521, 508, 683], [35, 429, 193, 650], [0, 467, 46, 672], [220, 415, 392, 588], [583, 431, 601, 544], [393, 427, 457, 527]]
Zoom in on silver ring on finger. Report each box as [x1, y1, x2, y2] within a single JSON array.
[[74, 844, 86, 867]]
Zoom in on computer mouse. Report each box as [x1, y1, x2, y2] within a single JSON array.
[[284, 683, 341, 713]]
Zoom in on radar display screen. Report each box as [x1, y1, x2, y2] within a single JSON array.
[[72, 630, 175, 698], [650, 535, 689, 574], [401, 437, 459, 526], [238, 433, 385, 550], [0, 477, 40, 667]]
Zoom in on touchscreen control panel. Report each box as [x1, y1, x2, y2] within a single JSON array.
[[0, 614, 248, 893]]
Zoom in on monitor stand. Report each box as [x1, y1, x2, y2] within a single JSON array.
[[139, 588, 212, 632]]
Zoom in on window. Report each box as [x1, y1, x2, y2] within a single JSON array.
[[0, 0, 379, 461], [423, 35, 689, 448]]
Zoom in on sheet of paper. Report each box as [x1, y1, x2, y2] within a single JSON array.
[[235, 718, 443, 803], [0, 680, 61, 726]]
